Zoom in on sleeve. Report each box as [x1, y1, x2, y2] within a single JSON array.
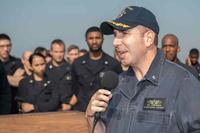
[[34, 82, 60, 112], [176, 74, 200, 133], [71, 62, 79, 96], [59, 70, 73, 104], [15, 78, 30, 103], [0, 62, 11, 114], [7, 58, 23, 75]]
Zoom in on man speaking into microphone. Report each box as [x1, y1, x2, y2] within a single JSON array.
[[86, 6, 200, 133]]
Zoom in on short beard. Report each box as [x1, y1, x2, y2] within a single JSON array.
[[89, 46, 102, 53]]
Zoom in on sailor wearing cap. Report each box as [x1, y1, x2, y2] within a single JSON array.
[[86, 6, 200, 133]]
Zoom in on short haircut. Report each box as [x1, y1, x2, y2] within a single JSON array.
[[29, 53, 45, 65], [34, 47, 48, 56], [79, 49, 88, 54], [85, 26, 103, 38], [67, 44, 79, 53], [190, 48, 199, 56], [50, 39, 65, 50], [161, 34, 179, 46], [0, 33, 11, 41]]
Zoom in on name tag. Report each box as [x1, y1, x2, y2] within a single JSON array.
[[143, 98, 166, 111]]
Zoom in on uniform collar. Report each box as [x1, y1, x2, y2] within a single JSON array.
[[81, 51, 109, 65], [48, 60, 69, 69], [143, 49, 165, 86], [193, 62, 200, 68], [124, 49, 164, 86], [3, 55, 17, 64], [28, 74, 50, 85], [118, 49, 164, 99]]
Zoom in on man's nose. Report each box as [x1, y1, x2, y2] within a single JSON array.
[[113, 38, 121, 48], [165, 46, 170, 52], [92, 39, 97, 44], [3, 46, 9, 51]]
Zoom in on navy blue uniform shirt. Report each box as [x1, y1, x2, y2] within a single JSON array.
[[2, 55, 22, 114], [176, 59, 198, 79], [193, 63, 200, 80], [102, 49, 200, 133], [45, 61, 73, 104], [72, 52, 122, 111], [16, 75, 60, 112], [0, 60, 11, 114]]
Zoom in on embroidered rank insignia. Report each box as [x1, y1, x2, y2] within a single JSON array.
[[143, 98, 166, 111], [99, 72, 105, 78]]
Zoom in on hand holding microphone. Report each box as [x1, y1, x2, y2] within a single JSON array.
[[85, 71, 119, 133], [86, 71, 118, 117], [86, 89, 112, 117]]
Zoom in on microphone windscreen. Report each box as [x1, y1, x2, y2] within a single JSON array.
[[100, 71, 119, 90]]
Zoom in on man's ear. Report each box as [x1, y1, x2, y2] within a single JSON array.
[[21, 59, 25, 64], [29, 66, 33, 71], [144, 30, 155, 47], [177, 46, 181, 53]]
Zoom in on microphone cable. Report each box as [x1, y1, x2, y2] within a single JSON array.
[[92, 116, 99, 133]]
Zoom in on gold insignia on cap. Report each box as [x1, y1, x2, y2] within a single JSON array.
[[127, 6, 134, 10], [108, 20, 130, 28], [117, 6, 134, 18]]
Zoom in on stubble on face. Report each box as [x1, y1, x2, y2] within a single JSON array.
[[86, 32, 103, 53]]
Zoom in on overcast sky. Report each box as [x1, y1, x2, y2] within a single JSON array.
[[0, 0, 199, 62]]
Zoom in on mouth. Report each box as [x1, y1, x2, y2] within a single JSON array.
[[92, 44, 99, 48], [166, 53, 173, 58], [117, 50, 128, 59]]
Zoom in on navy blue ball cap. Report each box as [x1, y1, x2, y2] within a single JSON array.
[[100, 6, 159, 35]]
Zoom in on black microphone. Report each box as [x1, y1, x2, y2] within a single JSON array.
[[100, 71, 119, 91], [92, 71, 119, 133]]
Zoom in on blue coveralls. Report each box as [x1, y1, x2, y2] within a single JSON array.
[[102, 49, 200, 133]]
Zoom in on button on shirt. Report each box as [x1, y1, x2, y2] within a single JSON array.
[[102, 49, 200, 133]]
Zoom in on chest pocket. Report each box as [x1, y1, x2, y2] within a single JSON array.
[[132, 111, 170, 133]]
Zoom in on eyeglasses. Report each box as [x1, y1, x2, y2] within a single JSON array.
[[0, 44, 12, 48]]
